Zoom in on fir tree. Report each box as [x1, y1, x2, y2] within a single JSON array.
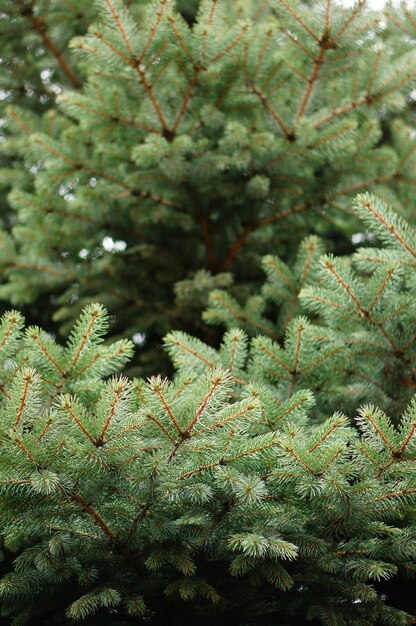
[[0, 292, 415, 625], [1, 1, 416, 623], [193, 193, 416, 419], [2, 0, 416, 373]]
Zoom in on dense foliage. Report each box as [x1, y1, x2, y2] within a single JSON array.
[[1, 0, 416, 373], [1, 1, 416, 624], [0, 196, 415, 625]]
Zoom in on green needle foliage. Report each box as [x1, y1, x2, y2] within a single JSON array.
[[196, 194, 416, 418], [0, 299, 415, 626], [0, 1, 416, 624], [2, 0, 416, 373]]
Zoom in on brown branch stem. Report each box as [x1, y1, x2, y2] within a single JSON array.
[[18, 1, 81, 89]]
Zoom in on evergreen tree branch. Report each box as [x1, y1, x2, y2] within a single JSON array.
[[292, 321, 304, 373], [384, 11, 413, 37], [61, 398, 96, 445], [376, 64, 416, 99], [69, 491, 118, 542], [282, 445, 316, 473], [320, 446, 344, 471], [359, 406, 396, 453], [91, 29, 170, 132], [0, 384, 11, 400], [300, 346, 344, 373], [251, 85, 294, 141], [324, 259, 402, 353], [58, 95, 162, 134], [219, 224, 255, 272], [323, 259, 363, 310], [358, 196, 416, 258], [177, 460, 222, 480], [282, 29, 314, 59], [397, 419, 416, 455], [67, 307, 100, 372], [146, 413, 176, 442], [5, 107, 33, 136], [200, 0, 219, 66], [210, 23, 249, 65], [0, 359, 28, 400], [370, 488, 416, 504], [98, 384, 124, 443], [367, 52, 382, 95], [324, 0, 332, 33], [168, 16, 194, 64], [307, 56, 416, 129], [104, 0, 134, 55], [220, 202, 309, 272], [358, 443, 384, 469], [165, 336, 217, 369], [186, 376, 222, 432], [173, 378, 193, 400], [44, 441, 66, 465], [403, 7, 416, 30], [199, 217, 217, 272], [208, 293, 279, 339], [328, 175, 394, 200], [150, 382, 183, 435], [295, 45, 326, 123], [273, 396, 310, 424], [140, 0, 169, 63], [172, 71, 200, 134], [17, 0, 82, 89], [208, 404, 257, 429], [312, 94, 368, 127], [6, 260, 74, 280], [0, 314, 20, 351], [35, 418, 52, 443], [398, 140, 416, 169], [330, 0, 366, 44], [256, 28, 276, 74], [31, 135, 185, 214], [28, 332, 65, 376], [252, 340, 291, 373], [309, 420, 343, 453], [368, 268, 395, 312], [13, 372, 32, 430], [274, 0, 320, 43], [299, 240, 316, 288], [225, 439, 279, 463], [105, 421, 147, 444], [13, 436, 37, 463], [261, 60, 285, 91]]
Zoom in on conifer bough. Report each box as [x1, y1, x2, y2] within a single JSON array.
[[0, 292, 415, 625], [0, 0, 416, 622], [1, 0, 416, 372], [0, 191, 416, 625]]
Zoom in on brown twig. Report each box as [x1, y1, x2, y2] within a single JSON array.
[[200, 217, 217, 272], [295, 46, 326, 123], [251, 84, 294, 141], [18, 1, 81, 89]]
